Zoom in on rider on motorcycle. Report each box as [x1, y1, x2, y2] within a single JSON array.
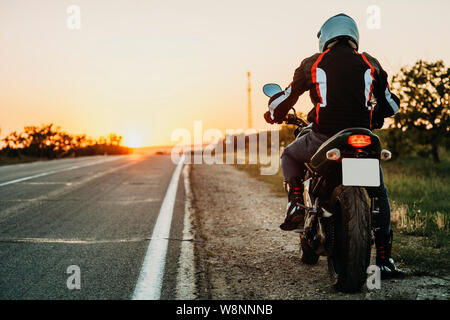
[[263, 13, 403, 278]]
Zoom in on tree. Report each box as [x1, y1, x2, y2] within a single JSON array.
[[390, 60, 449, 163], [1, 124, 130, 158]]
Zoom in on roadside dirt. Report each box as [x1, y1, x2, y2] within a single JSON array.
[[190, 164, 450, 300]]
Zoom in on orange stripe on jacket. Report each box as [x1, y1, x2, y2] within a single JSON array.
[[311, 49, 330, 124], [358, 51, 376, 129]]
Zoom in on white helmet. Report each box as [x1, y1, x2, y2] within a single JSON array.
[[317, 13, 359, 52]]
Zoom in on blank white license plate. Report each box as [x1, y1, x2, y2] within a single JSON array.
[[342, 158, 380, 187]]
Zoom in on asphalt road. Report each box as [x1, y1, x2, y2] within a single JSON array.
[[0, 154, 187, 299]]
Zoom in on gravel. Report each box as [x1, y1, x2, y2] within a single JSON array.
[[190, 164, 450, 300]]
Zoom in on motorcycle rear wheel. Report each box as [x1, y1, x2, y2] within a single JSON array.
[[327, 185, 371, 292]]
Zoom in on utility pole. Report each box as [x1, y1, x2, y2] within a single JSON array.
[[247, 71, 252, 129]]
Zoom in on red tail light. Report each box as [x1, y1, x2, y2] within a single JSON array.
[[348, 135, 371, 147]]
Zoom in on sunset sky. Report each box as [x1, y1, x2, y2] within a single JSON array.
[[1, 0, 449, 147]]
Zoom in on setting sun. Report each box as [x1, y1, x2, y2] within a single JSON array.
[[123, 133, 145, 148]]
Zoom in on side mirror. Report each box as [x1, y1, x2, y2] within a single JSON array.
[[262, 83, 282, 98]]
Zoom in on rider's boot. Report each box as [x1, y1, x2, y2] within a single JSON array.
[[375, 230, 405, 279], [280, 177, 306, 232]]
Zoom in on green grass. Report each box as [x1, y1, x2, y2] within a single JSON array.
[[235, 150, 450, 276], [383, 152, 450, 221], [382, 151, 450, 275], [392, 232, 449, 276]]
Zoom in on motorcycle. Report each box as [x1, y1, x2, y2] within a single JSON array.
[[263, 83, 392, 292]]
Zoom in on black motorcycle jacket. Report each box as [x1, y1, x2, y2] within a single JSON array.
[[267, 41, 400, 136]]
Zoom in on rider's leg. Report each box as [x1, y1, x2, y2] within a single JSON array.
[[280, 137, 307, 231], [281, 130, 330, 180], [366, 166, 404, 278], [280, 131, 329, 231]]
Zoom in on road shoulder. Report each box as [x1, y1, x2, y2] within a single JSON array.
[[190, 164, 449, 300]]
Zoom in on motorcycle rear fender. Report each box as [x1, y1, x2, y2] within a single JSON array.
[[310, 128, 381, 174]]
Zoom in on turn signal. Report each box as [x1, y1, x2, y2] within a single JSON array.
[[380, 149, 392, 161], [348, 135, 371, 147], [326, 148, 341, 161]]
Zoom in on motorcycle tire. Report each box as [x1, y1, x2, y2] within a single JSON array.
[[327, 185, 371, 293]]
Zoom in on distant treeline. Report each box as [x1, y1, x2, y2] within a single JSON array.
[[0, 124, 130, 159]]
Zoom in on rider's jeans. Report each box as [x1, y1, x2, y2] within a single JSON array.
[[281, 130, 391, 234]]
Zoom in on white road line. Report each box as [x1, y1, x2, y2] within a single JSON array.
[[132, 155, 185, 300], [175, 164, 197, 299], [0, 157, 120, 187]]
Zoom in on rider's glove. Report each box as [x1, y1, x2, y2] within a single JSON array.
[[264, 111, 284, 124], [264, 111, 275, 124]]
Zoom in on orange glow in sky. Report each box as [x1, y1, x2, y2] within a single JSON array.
[[0, 0, 449, 147]]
